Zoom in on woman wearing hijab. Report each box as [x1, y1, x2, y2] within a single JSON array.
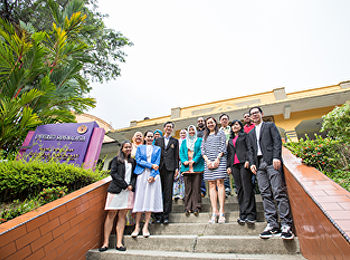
[[99, 141, 136, 252], [180, 125, 204, 216], [201, 116, 227, 223], [131, 132, 144, 158], [173, 128, 187, 200], [131, 130, 163, 238], [227, 119, 256, 224]]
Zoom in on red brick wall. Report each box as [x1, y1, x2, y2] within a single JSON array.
[[283, 147, 350, 260], [0, 177, 111, 260]]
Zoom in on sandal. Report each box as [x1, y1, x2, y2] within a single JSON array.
[[208, 213, 218, 224], [218, 213, 226, 224]]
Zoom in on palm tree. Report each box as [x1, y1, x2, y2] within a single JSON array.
[[0, 0, 96, 155]]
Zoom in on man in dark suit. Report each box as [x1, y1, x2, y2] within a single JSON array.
[[197, 117, 206, 197], [154, 121, 179, 224], [247, 106, 294, 240]]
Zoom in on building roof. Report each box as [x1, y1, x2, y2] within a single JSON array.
[[105, 81, 350, 143]]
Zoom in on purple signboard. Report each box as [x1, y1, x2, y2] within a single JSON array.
[[26, 122, 99, 166]]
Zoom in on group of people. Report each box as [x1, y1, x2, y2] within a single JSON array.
[[99, 106, 294, 252]]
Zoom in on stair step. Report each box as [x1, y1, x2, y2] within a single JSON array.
[[85, 193, 305, 260], [124, 222, 267, 236], [168, 212, 265, 223], [171, 201, 264, 213], [192, 195, 263, 204], [108, 235, 300, 254], [86, 249, 305, 260]]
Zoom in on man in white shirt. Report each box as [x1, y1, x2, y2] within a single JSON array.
[[247, 107, 294, 240], [219, 113, 231, 197]]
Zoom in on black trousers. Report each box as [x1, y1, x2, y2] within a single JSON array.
[[232, 163, 256, 221], [154, 167, 174, 221]]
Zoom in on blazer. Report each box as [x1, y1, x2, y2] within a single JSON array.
[[155, 136, 179, 172], [247, 122, 282, 166], [179, 138, 204, 173], [227, 132, 249, 168], [107, 157, 137, 194], [134, 145, 161, 178]]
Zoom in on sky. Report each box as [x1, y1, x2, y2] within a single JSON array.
[[88, 0, 350, 129]]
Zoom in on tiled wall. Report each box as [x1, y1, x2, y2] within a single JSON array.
[[0, 177, 111, 260], [2, 148, 350, 259], [283, 147, 350, 260]]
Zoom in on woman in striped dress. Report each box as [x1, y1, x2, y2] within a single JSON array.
[[201, 116, 227, 223]]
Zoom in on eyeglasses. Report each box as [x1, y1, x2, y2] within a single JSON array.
[[250, 111, 260, 116]]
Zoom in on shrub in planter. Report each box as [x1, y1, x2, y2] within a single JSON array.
[[284, 134, 341, 172], [0, 157, 108, 203]]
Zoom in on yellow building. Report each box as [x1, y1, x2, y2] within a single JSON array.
[[95, 80, 350, 169]]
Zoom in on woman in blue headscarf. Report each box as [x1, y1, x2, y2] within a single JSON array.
[[152, 129, 163, 145], [179, 125, 204, 216]]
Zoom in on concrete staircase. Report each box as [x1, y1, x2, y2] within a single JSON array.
[[86, 195, 305, 259]]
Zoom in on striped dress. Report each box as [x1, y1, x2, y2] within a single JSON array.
[[201, 130, 228, 181]]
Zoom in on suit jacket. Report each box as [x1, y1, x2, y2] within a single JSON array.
[[107, 157, 137, 194], [227, 132, 249, 168], [134, 145, 161, 177], [155, 136, 179, 172], [179, 138, 204, 173], [247, 122, 282, 166]]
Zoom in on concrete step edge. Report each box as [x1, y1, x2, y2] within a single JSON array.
[[86, 249, 305, 260]]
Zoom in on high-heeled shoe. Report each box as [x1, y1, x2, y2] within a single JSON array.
[[218, 213, 226, 224], [208, 213, 218, 224], [131, 230, 140, 238]]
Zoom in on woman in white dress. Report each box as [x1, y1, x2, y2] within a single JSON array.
[[99, 141, 136, 252], [131, 130, 163, 238]]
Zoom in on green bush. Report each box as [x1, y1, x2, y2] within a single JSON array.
[[284, 134, 341, 172], [38, 186, 68, 204], [284, 134, 350, 192], [0, 185, 70, 224], [0, 199, 40, 224], [0, 157, 108, 203]]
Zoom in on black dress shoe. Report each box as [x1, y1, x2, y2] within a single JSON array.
[[116, 246, 126, 251], [163, 219, 169, 224], [155, 219, 162, 224], [98, 246, 108, 252]]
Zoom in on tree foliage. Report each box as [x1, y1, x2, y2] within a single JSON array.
[[0, 0, 101, 154], [321, 101, 350, 143], [0, 0, 133, 82]]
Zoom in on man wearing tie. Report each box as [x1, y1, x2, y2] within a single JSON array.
[[154, 121, 179, 224], [247, 106, 294, 240]]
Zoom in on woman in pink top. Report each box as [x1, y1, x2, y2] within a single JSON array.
[[226, 120, 256, 225]]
